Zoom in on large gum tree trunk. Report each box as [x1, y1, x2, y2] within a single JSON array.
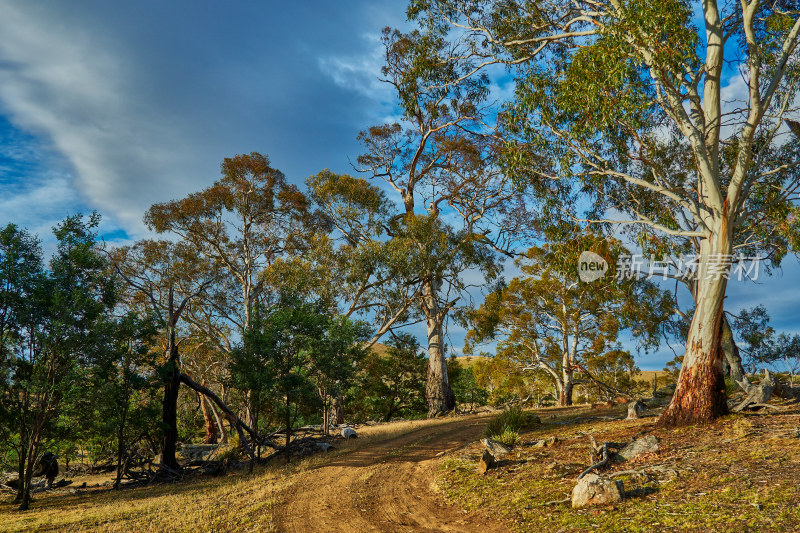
[[423, 279, 455, 417], [660, 236, 730, 426], [558, 354, 574, 407]]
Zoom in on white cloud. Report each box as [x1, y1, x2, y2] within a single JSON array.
[[318, 33, 392, 102], [0, 4, 208, 235]]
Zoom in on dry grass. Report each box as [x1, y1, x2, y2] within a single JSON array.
[[0, 415, 469, 533], [436, 404, 800, 532]]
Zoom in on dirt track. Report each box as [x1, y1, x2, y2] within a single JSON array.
[[273, 415, 510, 533]]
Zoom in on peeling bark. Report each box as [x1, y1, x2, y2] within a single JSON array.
[[660, 261, 729, 426]]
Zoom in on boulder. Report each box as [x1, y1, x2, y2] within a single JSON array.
[[571, 473, 624, 508], [626, 400, 645, 420], [477, 449, 495, 475], [316, 442, 335, 452], [341, 427, 358, 439], [617, 435, 658, 461], [481, 438, 512, 457]]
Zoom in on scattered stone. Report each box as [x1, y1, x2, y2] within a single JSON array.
[[477, 449, 495, 475], [533, 436, 559, 448], [571, 473, 624, 508], [627, 400, 645, 420], [617, 435, 659, 461], [180, 444, 218, 461], [481, 438, 512, 457], [341, 427, 358, 439]]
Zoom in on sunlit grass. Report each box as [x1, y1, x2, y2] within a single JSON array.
[[0, 414, 479, 532]]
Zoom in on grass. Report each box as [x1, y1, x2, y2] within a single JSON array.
[[436, 404, 800, 532], [0, 415, 467, 533], [485, 405, 539, 441]]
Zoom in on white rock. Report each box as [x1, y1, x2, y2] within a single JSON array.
[[341, 427, 358, 439], [617, 435, 659, 461], [481, 438, 512, 457], [571, 473, 624, 508]]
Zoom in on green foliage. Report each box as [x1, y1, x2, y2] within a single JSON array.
[[0, 214, 124, 505], [349, 334, 428, 422], [468, 231, 671, 406], [495, 427, 519, 448], [447, 358, 489, 410], [484, 405, 537, 440], [231, 294, 367, 438]]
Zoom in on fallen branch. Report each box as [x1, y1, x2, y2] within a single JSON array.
[[178, 373, 278, 459], [733, 370, 777, 412], [578, 442, 609, 480], [543, 497, 571, 506]]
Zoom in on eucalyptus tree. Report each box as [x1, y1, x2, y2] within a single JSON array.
[[410, 0, 800, 424], [467, 232, 670, 406], [110, 240, 217, 470], [144, 152, 311, 354], [0, 224, 44, 506], [299, 171, 422, 345], [357, 28, 530, 416]]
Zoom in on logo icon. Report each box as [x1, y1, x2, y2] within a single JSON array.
[[578, 251, 608, 282]]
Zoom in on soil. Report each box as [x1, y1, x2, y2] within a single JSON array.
[[273, 414, 509, 532]]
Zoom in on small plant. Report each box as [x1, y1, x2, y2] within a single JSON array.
[[485, 405, 539, 441], [496, 427, 519, 447]]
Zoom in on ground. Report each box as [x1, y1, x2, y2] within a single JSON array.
[[1, 405, 798, 532]]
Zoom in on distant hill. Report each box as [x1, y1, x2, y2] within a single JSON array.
[[634, 370, 667, 383], [452, 355, 488, 368]]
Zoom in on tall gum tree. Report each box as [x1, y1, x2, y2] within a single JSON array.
[[303, 170, 423, 345], [357, 28, 530, 416], [144, 152, 311, 353], [409, 0, 800, 424]]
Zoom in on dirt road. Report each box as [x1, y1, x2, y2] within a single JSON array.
[[273, 415, 509, 533]]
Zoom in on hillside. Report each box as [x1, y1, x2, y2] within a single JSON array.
[[3, 405, 799, 532]]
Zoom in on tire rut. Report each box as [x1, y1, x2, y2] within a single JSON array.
[[273, 415, 509, 533]]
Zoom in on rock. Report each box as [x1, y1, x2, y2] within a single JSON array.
[[617, 435, 659, 461], [533, 436, 559, 448], [477, 449, 495, 475], [341, 427, 358, 439], [316, 442, 335, 452], [481, 438, 512, 457], [626, 400, 645, 420], [1, 472, 20, 489], [571, 473, 624, 508]]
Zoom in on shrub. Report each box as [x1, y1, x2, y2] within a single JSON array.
[[496, 427, 519, 447], [485, 405, 539, 440]]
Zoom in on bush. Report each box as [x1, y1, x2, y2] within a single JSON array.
[[485, 405, 539, 440], [496, 427, 519, 447]]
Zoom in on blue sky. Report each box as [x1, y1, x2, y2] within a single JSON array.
[[0, 1, 798, 370], [0, 1, 403, 240]]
